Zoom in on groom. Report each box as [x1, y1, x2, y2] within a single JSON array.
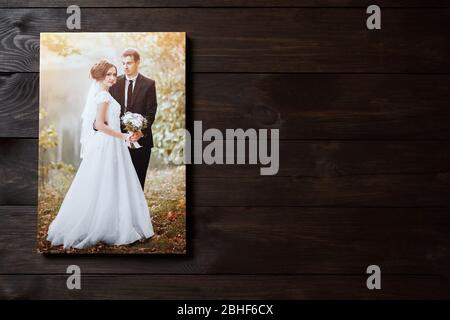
[[111, 48, 158, 190]]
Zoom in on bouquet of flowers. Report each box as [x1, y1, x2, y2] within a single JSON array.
[[120, 112, 148, 149]]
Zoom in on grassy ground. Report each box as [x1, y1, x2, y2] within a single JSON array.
[[37, 166, 186, 254]]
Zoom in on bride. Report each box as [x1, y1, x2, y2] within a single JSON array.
[[46, 59, 154, 249]]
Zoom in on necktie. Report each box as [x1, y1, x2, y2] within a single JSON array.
[[126, 80, 134, 112]]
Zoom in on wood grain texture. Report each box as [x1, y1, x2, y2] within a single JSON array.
[[0, 8, 449, 72], [0, 139, 37, 205], [2, 73, 450, 139], [2, 1, 450, 8], [1, 2, 450, 300], [193, 74, 450, 140], [0, 74, 38, 137], [194, 140, 450, 177], [1, 206, 450, 275], [190, 174, 450, 206], [1, 274, 450, 299]]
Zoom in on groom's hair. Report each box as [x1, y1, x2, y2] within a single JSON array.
[[121, 48, 140, 62]]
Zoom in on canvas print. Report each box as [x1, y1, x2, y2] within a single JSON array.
[[38, 32, 186, 254]]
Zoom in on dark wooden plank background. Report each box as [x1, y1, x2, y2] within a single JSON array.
[[1, 0, 450, 299]]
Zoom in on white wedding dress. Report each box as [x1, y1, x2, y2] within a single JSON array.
[[47, 88, 154, 249]]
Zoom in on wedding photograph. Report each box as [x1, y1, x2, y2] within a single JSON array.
[[37, 32, 186, 254]]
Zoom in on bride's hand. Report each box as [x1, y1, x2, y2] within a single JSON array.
[[122, 133, 131, 141]]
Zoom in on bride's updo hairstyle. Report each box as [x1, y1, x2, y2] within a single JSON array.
[[90, 59, 116, 81]]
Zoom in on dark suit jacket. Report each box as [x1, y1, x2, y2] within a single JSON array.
[[110, 73, 158, 148]]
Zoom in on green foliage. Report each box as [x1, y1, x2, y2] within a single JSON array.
[[39, 121, 58, 187], [39, 111, 75, 190], [39, 125, 58, 152], [39, 161, 75, 192]]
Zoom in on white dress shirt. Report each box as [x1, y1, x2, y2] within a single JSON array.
[[124, 74, 138, 109]]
